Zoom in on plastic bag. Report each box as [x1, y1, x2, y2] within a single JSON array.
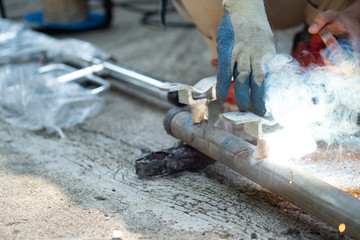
[[0, 19, 109, 64], [0, 63, 105, 138], [0, 19, 109, 138], [0, 19, 56, 64], [51, 38, 110, 62]]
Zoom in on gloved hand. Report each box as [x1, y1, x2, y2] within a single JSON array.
[[216, 0, 276, 116]]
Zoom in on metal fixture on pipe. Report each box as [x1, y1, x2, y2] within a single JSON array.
[[160, 76, 217, 123], [164, 109, 360, 239], [222, 111, 280, 159]]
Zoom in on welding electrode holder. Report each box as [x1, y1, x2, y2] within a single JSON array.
[[59, 55, 188, 108]]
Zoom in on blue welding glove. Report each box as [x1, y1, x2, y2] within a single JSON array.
[[216, 0, 275, 116]]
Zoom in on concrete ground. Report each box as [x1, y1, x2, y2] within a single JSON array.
[[1, 3, 359, 240]]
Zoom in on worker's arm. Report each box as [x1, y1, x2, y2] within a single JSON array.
[[216, 0, 275, 116], [308, 0, 360, 49]]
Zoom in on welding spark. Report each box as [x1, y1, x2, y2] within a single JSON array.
[[338, 223, 346, 233], [264, 52, 360, 162]]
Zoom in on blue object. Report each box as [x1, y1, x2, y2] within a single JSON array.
[[24, 11, 106, 30], [216, 11, 266, 116], [216, 12, 234, 102]]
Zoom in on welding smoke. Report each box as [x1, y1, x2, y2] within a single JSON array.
[[263, 50, 360, 159]]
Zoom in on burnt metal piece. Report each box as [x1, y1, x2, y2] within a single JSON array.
[[135, 145, 214, 177]]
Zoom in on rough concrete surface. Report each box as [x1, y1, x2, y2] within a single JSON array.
[[1, 4, 359, 240]]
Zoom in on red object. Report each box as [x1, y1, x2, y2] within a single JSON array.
[[211, 58, 218, 68], [292, 34, 326, 67], [211, 58, 237, 106], [225, 81, 237, 105]]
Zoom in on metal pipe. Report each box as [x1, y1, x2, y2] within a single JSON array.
[[102, 60, 169, 101], [164, 109, 360, 239]]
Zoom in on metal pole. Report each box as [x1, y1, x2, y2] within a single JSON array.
[[164, 109, 360, 240], [63, 56, 182, 107], [102, 60, 168, 100]]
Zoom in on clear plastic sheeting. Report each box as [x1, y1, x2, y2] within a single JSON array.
[[0, 19, 56, 64], [0, 63, 105, 138], [0, 19, 109, 64], [0, 19, 110, 138]]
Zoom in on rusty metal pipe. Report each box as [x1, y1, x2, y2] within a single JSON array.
[[164, 109, 360, 239]]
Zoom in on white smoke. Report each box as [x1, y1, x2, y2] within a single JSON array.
[[264, 53, 360, 159]]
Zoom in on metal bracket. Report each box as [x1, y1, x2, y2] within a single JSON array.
[[160, 76, 217, 123], [222, 111, 279, 139]]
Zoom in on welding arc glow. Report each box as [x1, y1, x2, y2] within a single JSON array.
[[263, 52, 360, 160], [338, 223, 346, 233]]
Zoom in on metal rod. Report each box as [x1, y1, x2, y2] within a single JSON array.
[[102, 60, 169, 101], [164, 109, 360, 239], [57, 63, 104, 83], [109, 77, 175, 110], [63, 56, 182, 106], [103, 61, 164, 88]]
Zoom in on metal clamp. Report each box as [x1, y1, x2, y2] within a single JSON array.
[[222, 111, 280, 159], [160, 76, 217, 124], [222, 111, 279, 139]]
